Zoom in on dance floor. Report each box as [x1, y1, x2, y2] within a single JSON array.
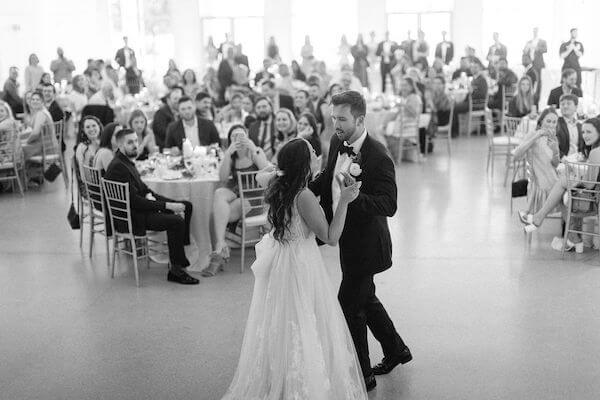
[[2, 136, 600, 400]]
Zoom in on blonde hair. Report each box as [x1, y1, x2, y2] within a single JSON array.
[[275, 108, 297, 134], [0, 100, 15, 121]]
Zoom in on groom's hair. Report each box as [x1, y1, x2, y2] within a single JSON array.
[[331, 90, 366, 119]]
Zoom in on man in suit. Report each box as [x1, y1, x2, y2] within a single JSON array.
[[165, 96, 220, 151], [152, 86, 183, 150], [435, 30, 454, 65], [523, 27, 547, 98], [104, 129, 198, 285], [40, 83, 64, 122], [234, 44, 249, 68], [488, 58, 518, 111], [309, 91, 411, 392], [487, 32, 507, 72], [2, 67, 23, 116], [555, 94, 584, 158], [547, 68, 582, 109], [376, 31, 398, 94], [114, 36, 135, 70], [260, 79, 294, 112], [307, 82, 325, 126], [560, 28, 584, 88], [248, 96, 276, 159], [452, 59, 488, 137]]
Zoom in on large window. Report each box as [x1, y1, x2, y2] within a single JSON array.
[[386, 0, 453, 46]]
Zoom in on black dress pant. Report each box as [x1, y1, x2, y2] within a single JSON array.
[[143, 199, 192, 269], [338, 273, 406, 377], [380, 62, 395, 93]]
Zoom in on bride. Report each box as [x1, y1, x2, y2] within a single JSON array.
[[221, 138, 368, 399]]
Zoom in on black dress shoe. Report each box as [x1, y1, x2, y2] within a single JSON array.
[[364, 374, 377, 392], [167, 270, 199, 285], [372, 347, 412, 375]]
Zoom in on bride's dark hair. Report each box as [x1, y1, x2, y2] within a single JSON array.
[[265, 138, 312, 243]]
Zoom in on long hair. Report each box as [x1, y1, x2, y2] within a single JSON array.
[[128, 109, 148, 137], [77, 115, 103, 145], [99, 122, 121, 149], [515, 76, 533, 115], [265, 138, 312, 243], [536, 107, 558, 129], [275, 108, 297, 138], [0, 100, 15, 121], [72, 75, 87, 94], [583, 118, 600, 159], [298, 112, 322, 156]]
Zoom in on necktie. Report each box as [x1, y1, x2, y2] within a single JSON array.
[[261, 121, 272, 158]]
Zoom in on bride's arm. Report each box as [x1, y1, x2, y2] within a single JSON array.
[[297, 184, 360, 246]]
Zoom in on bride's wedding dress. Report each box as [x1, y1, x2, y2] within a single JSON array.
[[222, 202, 368, 400]]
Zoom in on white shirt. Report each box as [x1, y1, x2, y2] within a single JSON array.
[[332, 129, 367, 212], [565, 118, 579, 156], [183, 116, 199, 147], [382, 41, 392, 63]]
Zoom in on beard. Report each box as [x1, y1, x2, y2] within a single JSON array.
[[125, 148, 138, 159], [256, 112, 271, 121]]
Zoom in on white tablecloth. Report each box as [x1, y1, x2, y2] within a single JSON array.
[[143, 175, 220, 271]]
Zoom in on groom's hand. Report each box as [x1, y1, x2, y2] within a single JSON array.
[[340, 172, 356, 187]]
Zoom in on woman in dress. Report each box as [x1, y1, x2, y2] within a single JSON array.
[[22, 91, 55, 161], [25, 53, 44, 92], [300, 35, 314, 75], [128, 109, 158, 160], [383, 77, 422, 161], [221, 138, 367, 400], [338, 35, 351, 67], [74, 115, 102, 183], [351, 34, 369, 88], [94, 122, 121, 174], [514, 108, 560, 215], [508, 76, 535, 118], [201, 125, 270, 277]]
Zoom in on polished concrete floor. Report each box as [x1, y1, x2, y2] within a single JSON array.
[[2, 136, 600, 400]]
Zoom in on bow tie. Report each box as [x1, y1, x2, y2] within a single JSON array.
[[338, 143, 356, 157]]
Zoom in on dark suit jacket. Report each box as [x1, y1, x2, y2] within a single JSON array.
[[254, 71, 275, 86], [278, 94, 294, 113], [248, 116, 276, 152], [308, 133, 397, 276], [151, 105, 175, 150], [217, 60, 234, 90], [48, 100, 65, 122], [471, 74, 488, 103], [547, 86, 583, 108], [164, 117, 220, 149], [556, 117, 584, 159], [114, 47, 135, 68], [524, 39, 547, 70], [234, 54, 249, 68], [487, 43, 508, 64], [376, 41, 398, 65], [81, 104, 114, 126], [435, 41, 454, 64], [104, 150, 168, 236]]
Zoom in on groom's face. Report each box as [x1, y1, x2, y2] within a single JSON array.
[[332, 104, 361, 142]]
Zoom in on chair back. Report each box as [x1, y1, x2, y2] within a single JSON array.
[[564, 161, 600, 211], [484, 109, 495, 146], [82, 165, 105, 211], [101, 178, 134, 236], [0, 123, 18, 165], [470, 94, 488, 114], [53, 120, 65, 148], [501, 84, 517, 112], [41, 123, 59, 163], [503, 116, 522, 146], [439, 100, 454, 130], [237, 170, 266, 218], [394, 112, 419, 138]]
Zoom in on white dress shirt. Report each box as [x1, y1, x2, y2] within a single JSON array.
[[332, 129, 367, 212], [565, 118, 579, 156], [184, 116, 199, 147]]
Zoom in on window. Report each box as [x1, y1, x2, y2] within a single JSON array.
[[386, 0, 453, 43]]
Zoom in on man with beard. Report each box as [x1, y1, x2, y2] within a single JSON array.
[[152, 86, 183, 150], [488, 58, 518, 111], [165, 96, 220, 152], [104, 128, 198, 285], [248, 96, 276, 159], [547, 68, 582, 109]]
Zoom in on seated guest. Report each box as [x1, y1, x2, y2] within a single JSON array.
[[547, 68, 582, 109], [104, 129, 198, 284], [260, 80, 294, 112], [88, 82, 116, 107], [430, 76, 451, 127], [488, 58, 518, 110], [151, 86, 183, 150], [241, 94, 256, 128], [22, 91, 55, 164], [508, 76, 535, 118], [555, 94, 583, 158], [383, 77, 422, 161], [128, 109, 158, 160], [513, 108, 560, 214], [195, 91, 216, 121], [273, 108, 298, 161], [248, 96, 276, 159], [451, 57, 473, 80], [40, 83, 64, 122], [216, 92, 243, 124], [253, 58, 275, 86], [452, 59, 487, 137], [201, 125, 269, 277], [275, 63, 296, 95], [522, 54, 540, 107], [296, 112, 322, 156], [75, 115, 103, 182], [67, 74, 89, 126], [291, 60, 306, 82], [39, 73, 52, 87], [165, 96, 220, 152], [293, 89, 311, 118], [307, 82, 325, 125], [94, 122, 122, 174], [520, 118, 600, 250], [3, 67, 24, 116], [182, 69, 201, 99], [86, 68, 103, 95], [0, 101, 18, 168]]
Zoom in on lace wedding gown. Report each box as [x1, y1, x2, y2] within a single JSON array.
[[222, 202, 368, 400]]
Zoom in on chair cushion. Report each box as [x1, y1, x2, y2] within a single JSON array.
[[245, 213, 268, 227], [492, 136, 520, 146]]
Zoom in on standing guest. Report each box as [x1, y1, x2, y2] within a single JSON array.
[[452, 59, 487, 137], [291, 60, 306, 82], [488, 58, 518, 111], [314, 61, 333, 91], [50, 47, 75, 84], [206, 36, 219, 67], [248, 96, 276, 159], [435, 31, 454, 65], [165, 96, 220, 151], [296, 112, 322, 156], [200, 67, 220, 101], [128, 109, 158, 160], [339, 35, 351, 67], [253, 58, 275, 86], [3, 67, 23, 115], [555, 94, 583, 158], [513, 108, 559, 215], [522, 54, 540, 108], [94, 122, 122, 174], [400, 31, 415, 64], [88, 82, 116, 107], [260, 80, 294, 113], [523, 27, 547, 98], [218, 33, 235, 56], [307, 82, 325, 126], [152, 86, 183, 150], [351, 34, 369, 88], [114, 36, 135, 69], [195, 91, 216, 121], [451, 57, 473, 80], [487, 32, 507, 72], [67, 75, 89, 125], [201, 125, 269, 277], [547, 68, 582, 109], [376, 31, 398, 94], [217, 92, 244, 124], [104, 128, 198, 285], [413, 30, 429, 67], [234, 44, 249, 68], [217, 48, 236, 103], [293, 89, 311, 118], [560, 28, 584, 88], [40, 83, 64, 123], [25, 54, 44, 92], [124, 58, 144, 95], [182, 69, 201, 99], [274, 64, 295, 95], [508, 76, 535, 118], [266, 36, 280, 61], [430, 76, 451, 127], [300, 35, 315, 74]]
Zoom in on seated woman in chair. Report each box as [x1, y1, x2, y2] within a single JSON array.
[[75, 115, 102, 182], [202, 124, 270, 277], [128, 109, 158, 160], [21, 91, 56, 183], [520, 117, 600, 250]]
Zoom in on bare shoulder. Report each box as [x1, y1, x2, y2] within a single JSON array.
[[297, 188, 318, 209]]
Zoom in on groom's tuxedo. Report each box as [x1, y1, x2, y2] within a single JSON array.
[[309, 131, 408, 378]]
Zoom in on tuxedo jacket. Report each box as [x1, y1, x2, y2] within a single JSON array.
[[376, 41, 399, 65], [308, 133, 397, 276], [115, 47, 135, 68], [556, 117, 584, 159], [164, 118, 220, 149], [435, 41, 454, 64]]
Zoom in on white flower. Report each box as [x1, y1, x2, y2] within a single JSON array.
[[349, 162, 362, 177]]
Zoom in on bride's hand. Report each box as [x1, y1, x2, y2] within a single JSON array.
[[339, 181, 361, 204]]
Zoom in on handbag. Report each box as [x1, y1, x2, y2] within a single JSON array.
[[67, 164, 80, 230], [511, 179, 528, 198], [44, 162, 62, 182]]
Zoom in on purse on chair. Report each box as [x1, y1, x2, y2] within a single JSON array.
[[44, 163, 62, 182], [511, 179, 528, 198], [67, 164, 80, 230]]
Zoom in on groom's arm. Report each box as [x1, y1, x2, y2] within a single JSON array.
[[350, 154, 397, 217]]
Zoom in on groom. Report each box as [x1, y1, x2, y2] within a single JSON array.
[[309, 90, 411, 391]]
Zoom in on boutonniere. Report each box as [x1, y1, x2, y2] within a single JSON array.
[[348, 151, 363, 178]]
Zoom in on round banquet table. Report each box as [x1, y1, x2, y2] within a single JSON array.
[[143, 174, 220, 272]]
